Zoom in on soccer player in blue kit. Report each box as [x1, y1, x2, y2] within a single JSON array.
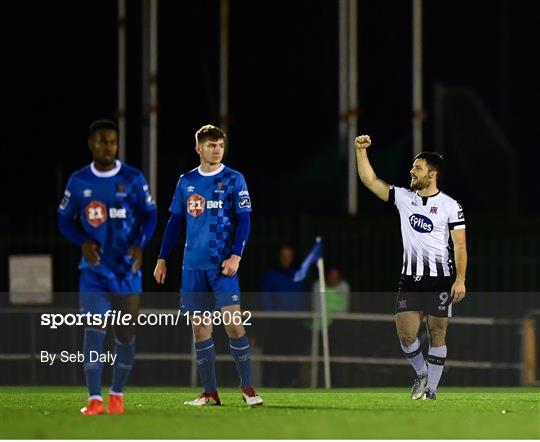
[[58, 120, 157, 415], [154, 124, 263, 406]]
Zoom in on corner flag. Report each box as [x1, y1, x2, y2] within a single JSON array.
[[294, 237, 322, 282]]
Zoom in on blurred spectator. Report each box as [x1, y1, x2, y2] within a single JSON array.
[[260, 245, 306, 311], [260, 244, 309, 387], [310, 266, 350, 330]]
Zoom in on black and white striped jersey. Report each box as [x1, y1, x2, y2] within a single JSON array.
[[389, 186, 465, 277]]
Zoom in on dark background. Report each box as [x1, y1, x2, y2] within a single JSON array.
[[1, 1, 539, 388], [2, 0, 539, 293], [4, 0, 540, 225]]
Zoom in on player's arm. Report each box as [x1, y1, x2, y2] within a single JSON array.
[[58, 215, 101, 265], [129, 209, 157, 272], [57, 177, 101, 265], [129, 176, 158, 272], [450, 228, 467, 303], [154, 213, 183, 284], [355, 135, 390, 202], [221, 212, 251, 276]]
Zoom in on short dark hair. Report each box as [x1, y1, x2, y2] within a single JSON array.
[[195, 124, 226, 144], [89, 119, 118, 138], [414, 151, 444, 177]]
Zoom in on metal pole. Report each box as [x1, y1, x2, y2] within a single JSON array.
[[412, 0, 423, 156], [347, 0, 358, 215], [117, 0, 127, 162], [219, 0, 229, 136], [142, 0, 158, 204], [338, 0, 348, 158], [310, 292, 320, 388], [149, 0, 158, 204], [317, 250, 331, 389]]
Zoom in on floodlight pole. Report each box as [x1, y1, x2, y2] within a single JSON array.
[[142, 0, 159, 203], [412, 0, 424, 157], [117, 0, 127, 162], [219, 0, 230, 136]]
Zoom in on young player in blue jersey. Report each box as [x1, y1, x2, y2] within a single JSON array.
[[58, 119, 157, 415], [154, 124, 262, 406]]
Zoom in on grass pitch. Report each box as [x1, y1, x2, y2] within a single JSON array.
[[1, 387, 538, 439]]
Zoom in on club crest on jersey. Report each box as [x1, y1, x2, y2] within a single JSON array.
[[116, 183, 127, 197], [85, 200, 107, 228], [214, 182, 225, 193], [429, 206, 438, 214], [398, 299, 407, 309], [409, 214, 433, 233]]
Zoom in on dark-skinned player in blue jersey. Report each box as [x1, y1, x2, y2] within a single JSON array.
[[58, 119, 157, 415], [154, 124, 262, 406]]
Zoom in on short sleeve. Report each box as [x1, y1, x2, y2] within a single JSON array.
[[169, 176, 185, 215], [234, 173, 252, 214], [448, 200, 466, 230], [58, 176, 78, 219], [390, 185, 408, 208]]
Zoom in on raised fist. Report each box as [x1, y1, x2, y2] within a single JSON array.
[[355, 135, 372, 150]]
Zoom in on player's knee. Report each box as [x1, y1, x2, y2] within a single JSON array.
[[399, 335, 417, 347], [224, 323, 245, 339], [192, 323, 212, 341], [428, 328, 446, 347], [115, 326, 135, 344]]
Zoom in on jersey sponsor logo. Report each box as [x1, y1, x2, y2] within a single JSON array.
[[187, 194, 206, 217], [109, 207, 127, 218], [187, 194, 224, 216], [239, 196, 251, 209], [409, 214, 433, 233], [85, 200, 107, 228]]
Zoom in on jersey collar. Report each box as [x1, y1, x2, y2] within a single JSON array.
[[90, 160, 122, 178], [197, 164, 225, 176]]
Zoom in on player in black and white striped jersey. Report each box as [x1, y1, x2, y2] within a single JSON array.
[[355, 135, 468, 400]]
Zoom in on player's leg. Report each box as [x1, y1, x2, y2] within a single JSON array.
[[425, 316, 448, 398], [423, 280, 453, 399], [108, 276, 141, 414], [395, 277, 428, 399], [210, 270, 262, 406], [181, 270, 220, 406], [79, 270, 110, 415]]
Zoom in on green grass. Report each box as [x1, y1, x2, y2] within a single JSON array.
[[1, 387, 539, 439]]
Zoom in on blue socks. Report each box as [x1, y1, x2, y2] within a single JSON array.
[[83, 328, 106, 399], [229, 334, 252, 387], [195, 338, 218, 393], [111, 338, 136, 394]]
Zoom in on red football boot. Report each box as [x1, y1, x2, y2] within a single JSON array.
[[80, 398, 105, 415], [108, 394, 124, 414]]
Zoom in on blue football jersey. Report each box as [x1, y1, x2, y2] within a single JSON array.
[[58, 160, 156, 279], [169, 164, 251, 270]]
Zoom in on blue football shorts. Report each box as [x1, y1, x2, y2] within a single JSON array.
[[180, 269, 241, 313], [79, 269, 142, 315]]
